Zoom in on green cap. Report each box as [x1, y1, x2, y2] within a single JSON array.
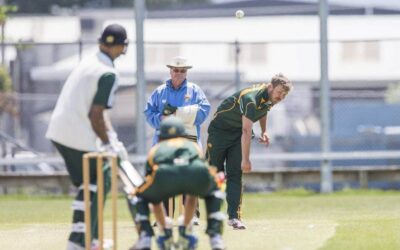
[[158, 117, 186, 139]]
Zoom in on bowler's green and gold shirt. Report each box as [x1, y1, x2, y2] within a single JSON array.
[[209, 83, 273, 131]]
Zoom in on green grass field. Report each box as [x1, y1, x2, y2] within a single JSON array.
[[1, 189, 399, 250]]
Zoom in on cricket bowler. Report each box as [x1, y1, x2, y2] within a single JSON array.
[[206, 73, 293, 229]]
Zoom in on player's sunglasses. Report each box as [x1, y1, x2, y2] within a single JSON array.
[[172, 68, 187, 73]]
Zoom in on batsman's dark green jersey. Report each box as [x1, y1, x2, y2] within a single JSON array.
[[206, 83, 273, 220]]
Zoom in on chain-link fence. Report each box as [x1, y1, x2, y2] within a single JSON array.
[[1, 39, 400, 170]]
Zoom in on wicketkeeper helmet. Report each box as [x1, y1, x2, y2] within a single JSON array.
[[158, 117, 186, 140]]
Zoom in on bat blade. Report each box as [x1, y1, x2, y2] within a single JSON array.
[[119, 160, 144, 194]]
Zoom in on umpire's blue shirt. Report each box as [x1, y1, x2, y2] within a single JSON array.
[[144, 79, 210, 145]]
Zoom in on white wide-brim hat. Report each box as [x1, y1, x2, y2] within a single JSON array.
[[166, 56, 192, 69]]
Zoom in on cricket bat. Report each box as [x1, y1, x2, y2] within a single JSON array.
[[118, 160, 144, 196]]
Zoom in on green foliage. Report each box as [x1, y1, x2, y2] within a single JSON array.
[[384, 82, 400, 104], [0, 5, 18, 24], [0, 65, 12, 92]]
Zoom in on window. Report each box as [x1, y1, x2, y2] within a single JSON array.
[[341, 41, 380, 62], [80, 18, 95, 31], [229, 43, 267, 65], [145, 45, 180, 67]]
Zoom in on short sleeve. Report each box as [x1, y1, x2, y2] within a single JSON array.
[[93, 73, 116, 108], [239, 95, 258, 122]]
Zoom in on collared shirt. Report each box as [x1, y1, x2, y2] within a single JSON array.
[[209, 83, 273, 132], [144, 79, 210, 145]]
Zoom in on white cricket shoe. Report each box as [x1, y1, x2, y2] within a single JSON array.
[[66, 239, 113, 250], [192, 216, 200, 226], [91, 239, 114, 250], [227, 218, 247, 230], [129, 232, 152, 250], [210, 234, 225, 250]]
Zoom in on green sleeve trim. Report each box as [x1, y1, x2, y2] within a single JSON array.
[[93, 72, 116, 108]]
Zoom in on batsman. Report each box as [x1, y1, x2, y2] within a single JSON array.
[[129, 117, 226, 250], [46, 24, 140, 250]]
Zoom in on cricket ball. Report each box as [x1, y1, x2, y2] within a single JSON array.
[[235, 9, 244, 19]]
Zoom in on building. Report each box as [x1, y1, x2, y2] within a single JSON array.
[[3, 1, 400, 165]]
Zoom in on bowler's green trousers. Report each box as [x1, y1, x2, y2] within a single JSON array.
[[206, 125, 244, 220]]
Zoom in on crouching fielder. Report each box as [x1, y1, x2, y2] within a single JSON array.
[[129, 117, 225, 250]]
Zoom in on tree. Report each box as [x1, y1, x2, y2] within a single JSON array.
[[385, 82, 400, 104], [0, 5, 18, 24], [0, 5, 18, 118], [0, 65, 18, 117], [0, 65, 11, 92], [0, 5, 18, 65]]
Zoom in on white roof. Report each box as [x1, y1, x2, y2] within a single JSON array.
[[30, 15, 400, 84], [6, 16, 80, 42], [106, 15, 400, 42], [30, 47, 139, 85]]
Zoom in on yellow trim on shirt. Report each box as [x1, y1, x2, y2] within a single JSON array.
[[136, 164, 159, 193], [237, 83, 266, 105], [212, 97, 237, 119], [147, 144, 160, 168]]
